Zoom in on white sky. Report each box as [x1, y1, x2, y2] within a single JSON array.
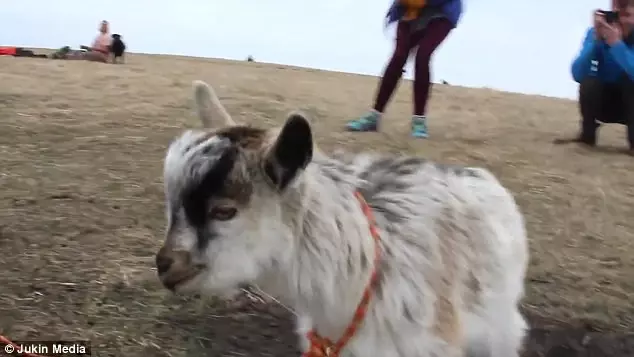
[[0, 0, 610, 99]]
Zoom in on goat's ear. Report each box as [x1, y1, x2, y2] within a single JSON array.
[[192, 80, 236, 128], [263, 112, 313, 191]]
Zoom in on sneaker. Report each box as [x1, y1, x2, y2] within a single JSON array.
[[411, 115, 429, 138], [345, 110, 381, 132], [553, 135, 596, 146]]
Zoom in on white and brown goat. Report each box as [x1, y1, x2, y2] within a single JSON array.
[[155, 80, 530, 357]]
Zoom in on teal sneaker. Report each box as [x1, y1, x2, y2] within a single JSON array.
[[411, 115, 429, 138], [345, 110, 381, 132]]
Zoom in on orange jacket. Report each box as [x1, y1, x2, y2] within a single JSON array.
[[399, 0, 427, 20]]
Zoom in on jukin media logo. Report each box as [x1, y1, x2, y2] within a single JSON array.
[[3, 340, 90, 356]]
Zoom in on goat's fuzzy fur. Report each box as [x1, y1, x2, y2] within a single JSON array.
[[157, 80, 530, 357]]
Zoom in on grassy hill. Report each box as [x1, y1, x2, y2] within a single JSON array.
[[1, 51, 633, 356]]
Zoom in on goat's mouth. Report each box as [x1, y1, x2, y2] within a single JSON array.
[[161, 266, 205, 292]]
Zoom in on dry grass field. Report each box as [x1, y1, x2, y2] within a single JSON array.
[[1, 50, 633, 356]]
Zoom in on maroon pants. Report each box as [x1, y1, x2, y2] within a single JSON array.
[[373, 18, 453, 116]]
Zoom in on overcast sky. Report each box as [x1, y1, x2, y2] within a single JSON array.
[[1, 0, 609, 99]]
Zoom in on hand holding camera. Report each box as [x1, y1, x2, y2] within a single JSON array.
[[594, 9, 623, 45], [599, 10, 620, 24]]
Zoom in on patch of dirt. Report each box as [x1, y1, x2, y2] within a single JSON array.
[[522, 314, 634, 357], [0, 51, 633, 356]]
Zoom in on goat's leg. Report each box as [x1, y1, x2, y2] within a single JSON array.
[[464, 295, 526, 357], [488, 305, 527, 357], [294, 314, 312, 355], [463, 311, 491, 357]]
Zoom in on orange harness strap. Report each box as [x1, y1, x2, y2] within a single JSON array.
[[302, 191, 382, 357]]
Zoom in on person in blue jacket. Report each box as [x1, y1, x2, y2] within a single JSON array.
[[345, 0, 462, 138], [557, 2, 634, 155]]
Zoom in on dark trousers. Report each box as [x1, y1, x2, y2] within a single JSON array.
[[578, 77, 634, 148], [373, 18, 453, 116]]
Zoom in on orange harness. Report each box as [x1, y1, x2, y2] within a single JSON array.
[[302, 191, 382, 357]]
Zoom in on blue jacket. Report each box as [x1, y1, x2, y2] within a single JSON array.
[[386, 0, 462, 28], [571, 27, 634, 83]]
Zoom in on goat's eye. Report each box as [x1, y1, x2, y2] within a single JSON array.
[[208, 206, 237, 221]]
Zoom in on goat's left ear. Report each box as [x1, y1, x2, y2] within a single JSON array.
[[263, 112, 313, 191], [192, 80, 236, 128]]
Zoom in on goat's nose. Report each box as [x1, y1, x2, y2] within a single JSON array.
[[155, 246, 192, 276], [155, 253, 173, 275]]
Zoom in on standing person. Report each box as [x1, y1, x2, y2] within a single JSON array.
[[345, 0, 462, 138], [555, 1, 634, 155]]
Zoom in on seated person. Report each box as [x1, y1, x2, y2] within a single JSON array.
[[555, 1, 634, 156], [82, 20, 112, 62], [51, 20, 111, 62]]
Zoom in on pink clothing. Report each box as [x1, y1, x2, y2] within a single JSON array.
[[92, 33, 111, 53]]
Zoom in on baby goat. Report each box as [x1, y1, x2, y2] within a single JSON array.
[[155, 80, 530, 357]]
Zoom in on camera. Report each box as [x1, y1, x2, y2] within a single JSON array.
[[599, 10, 619, 24]]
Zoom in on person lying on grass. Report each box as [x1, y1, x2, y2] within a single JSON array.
[[555, 0, 634, 156], [345, 0, 462, 138]]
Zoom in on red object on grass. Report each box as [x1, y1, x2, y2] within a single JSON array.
[[0, 46, 17, 56]]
